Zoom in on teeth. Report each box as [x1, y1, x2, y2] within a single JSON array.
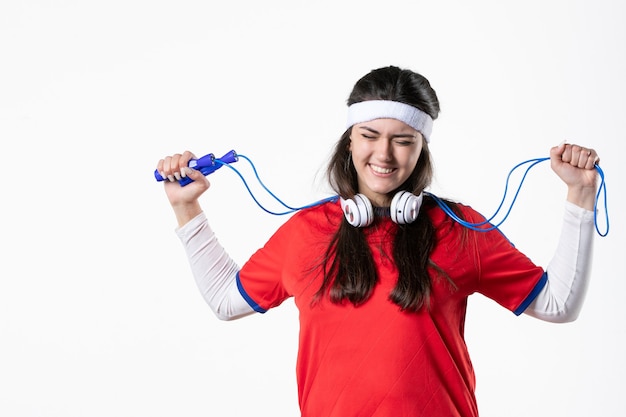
[[371, 165, 393, 174]]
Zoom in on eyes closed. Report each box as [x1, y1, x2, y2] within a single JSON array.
[[356, 126, 418, 147]]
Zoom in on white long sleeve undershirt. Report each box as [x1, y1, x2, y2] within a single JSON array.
[[524, 201, 595, 323], [176, 213, 254, 321], [175, 202, 594, 323]]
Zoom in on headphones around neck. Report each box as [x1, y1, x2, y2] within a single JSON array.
[[340, 191, 424, 227]]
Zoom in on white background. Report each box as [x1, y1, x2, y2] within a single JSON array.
[[1, 0, 624, 416]]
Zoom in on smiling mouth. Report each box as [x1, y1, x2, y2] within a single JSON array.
[[370, 164, 395, 174]]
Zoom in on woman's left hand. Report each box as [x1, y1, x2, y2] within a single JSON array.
[[550, 142, 600, 210]]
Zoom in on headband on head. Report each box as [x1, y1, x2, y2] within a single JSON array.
[[346, 100, 433, 142]]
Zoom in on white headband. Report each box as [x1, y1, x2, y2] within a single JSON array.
[[346, 100, 433, 142]]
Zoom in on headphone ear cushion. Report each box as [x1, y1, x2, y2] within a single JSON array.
[[340, 194, 374, 227], [390, 191, 423, 224]]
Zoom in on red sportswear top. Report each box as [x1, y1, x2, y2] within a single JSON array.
[[237, 200, 546, 417]]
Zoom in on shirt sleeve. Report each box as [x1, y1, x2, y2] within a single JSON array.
[[465, 207, 546, 314], [236, 217, 295, 312]]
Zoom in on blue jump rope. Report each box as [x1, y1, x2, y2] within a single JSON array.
[[154, 150, 609, 237]]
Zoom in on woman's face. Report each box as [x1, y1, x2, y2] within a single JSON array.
[[349, 118, 423, 206]]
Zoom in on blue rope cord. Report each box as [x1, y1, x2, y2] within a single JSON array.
[[215, 154, 609, 236], [217, 156, 338, 216]]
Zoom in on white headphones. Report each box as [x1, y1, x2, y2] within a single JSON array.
[[340, 191, 424, 227]]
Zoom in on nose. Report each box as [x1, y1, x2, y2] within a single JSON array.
[[376, 139, 393, 161]]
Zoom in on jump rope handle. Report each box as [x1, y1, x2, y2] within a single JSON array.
[[154, 150, 238, 186]]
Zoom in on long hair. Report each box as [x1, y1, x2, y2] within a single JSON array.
[[316, 65, 456, 312]]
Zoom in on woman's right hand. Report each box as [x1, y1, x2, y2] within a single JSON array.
[[156, 151, 211, 226]]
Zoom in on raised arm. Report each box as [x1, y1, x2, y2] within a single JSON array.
[[157, 153, 255, 320], [524, 143, 599, 323]]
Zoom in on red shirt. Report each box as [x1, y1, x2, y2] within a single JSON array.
[[237, 200, 546, 416]]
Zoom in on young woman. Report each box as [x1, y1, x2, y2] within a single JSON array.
[[156, 66, 599, 417]]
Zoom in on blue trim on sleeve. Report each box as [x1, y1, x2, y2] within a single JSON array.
[[513, 272, 548, 316], [236, 272, 267, 314]]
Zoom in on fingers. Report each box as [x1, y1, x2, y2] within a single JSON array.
[[557, 143, 599, 170], [157, 151, 196, 182]]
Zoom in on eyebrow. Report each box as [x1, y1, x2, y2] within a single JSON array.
[[357, 125, 417, 139]]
